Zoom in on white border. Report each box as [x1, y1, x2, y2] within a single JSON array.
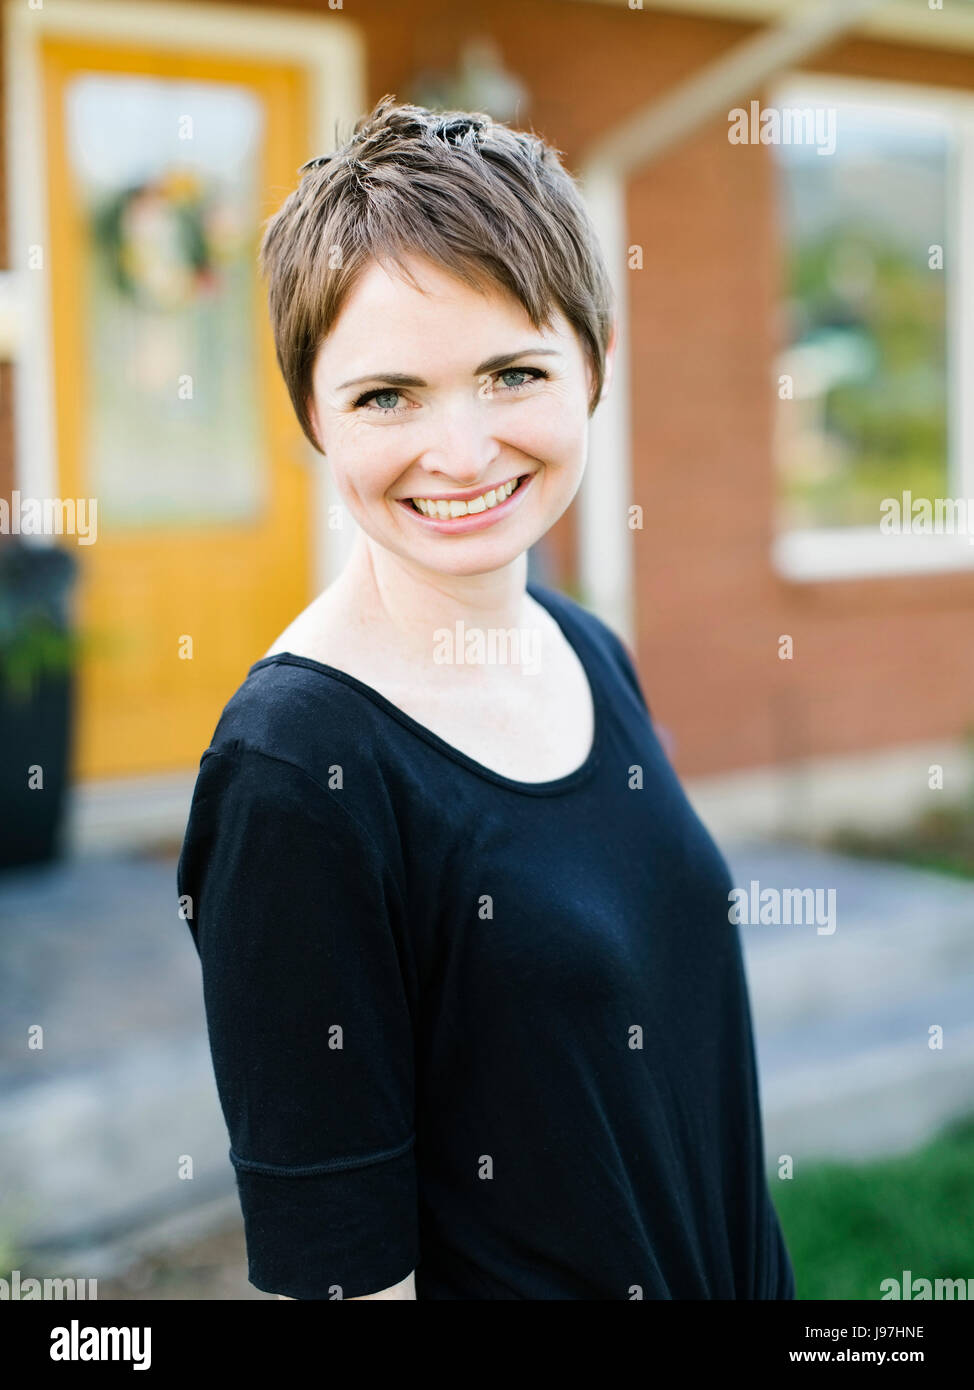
[[768, 70, 974, 581], [3, 0, 365, 590]]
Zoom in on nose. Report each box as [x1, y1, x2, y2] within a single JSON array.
[[415, 393, 501, 485]]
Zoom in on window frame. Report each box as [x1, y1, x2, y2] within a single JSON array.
[[768, 72, 974, 583]]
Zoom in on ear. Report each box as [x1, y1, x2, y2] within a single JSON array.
[[306, 395, 323, 453], [600, 322, 618, 403]]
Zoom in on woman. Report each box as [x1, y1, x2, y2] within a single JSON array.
[[177, 95, 795, 1301]]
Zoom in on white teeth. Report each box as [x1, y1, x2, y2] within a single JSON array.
[[411, 476, 522, 517]]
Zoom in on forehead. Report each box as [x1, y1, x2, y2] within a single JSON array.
[[319, 254, 576, 359]]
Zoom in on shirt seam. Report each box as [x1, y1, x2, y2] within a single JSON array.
[[229, 1134, 415, 1177], [245, 663, 603, 799], [199, 742, 408, 920]]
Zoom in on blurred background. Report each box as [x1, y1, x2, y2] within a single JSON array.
[[1, 0, 973, 1301]]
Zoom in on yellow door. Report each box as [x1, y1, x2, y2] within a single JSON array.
[[41, 37, 313, 778]]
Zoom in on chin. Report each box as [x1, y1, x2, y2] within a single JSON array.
[[404, 533, 531, 571], [418, 552, 530, 579], [388, 528, 536, 578]]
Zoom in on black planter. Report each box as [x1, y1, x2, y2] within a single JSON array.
[[0, 670, 75, 868], [0, 543, 78, 870]]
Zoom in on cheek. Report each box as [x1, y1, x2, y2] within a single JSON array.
[[507, 401, 587, 470], [331, 435, 408, 500]]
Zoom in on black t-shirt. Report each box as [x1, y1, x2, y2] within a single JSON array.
[[176, 580, 795, 1300]]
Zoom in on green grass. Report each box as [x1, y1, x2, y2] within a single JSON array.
[[771, 1114, 974, 1299], [826, 803, 974, 882], [821, 732, 974, 882]]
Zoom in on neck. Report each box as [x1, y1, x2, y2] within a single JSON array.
[[332, 532, 536, 669]]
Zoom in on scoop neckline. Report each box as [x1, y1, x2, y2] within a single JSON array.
[[245, 581, 603, 797]]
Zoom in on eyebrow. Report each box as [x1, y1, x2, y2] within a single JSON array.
[[336, 348, 564, 392]]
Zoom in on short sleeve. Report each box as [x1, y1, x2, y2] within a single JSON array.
[[176, 743, 418, 1299], [595, 615, 654, 720]]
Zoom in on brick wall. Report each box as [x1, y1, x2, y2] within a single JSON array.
[[626, 31, 974, 775]]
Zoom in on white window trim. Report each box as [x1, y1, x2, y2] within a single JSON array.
[[769, 71, 974, 583], [775, 528, 974, 583], [3, 0, 365, 594], [575, 161, 635, 647]]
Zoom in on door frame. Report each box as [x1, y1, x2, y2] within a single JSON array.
[[4, 0, 366, 593]]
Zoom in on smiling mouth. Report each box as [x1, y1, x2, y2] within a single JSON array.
[[406, 474, 528, 518]]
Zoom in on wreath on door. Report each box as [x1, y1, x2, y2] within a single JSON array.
[[90, 168, 220, 311]]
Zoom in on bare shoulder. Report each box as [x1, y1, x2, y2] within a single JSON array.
[[261, 585, 350, 665], [260, 585, 413, 702]]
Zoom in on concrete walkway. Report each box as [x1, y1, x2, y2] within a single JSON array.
[[1, 838, 972, 1273], [723, 840, 974, 1166]]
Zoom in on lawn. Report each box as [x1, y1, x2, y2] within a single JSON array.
[[822, 736, 974, 883], [772, 1113, 974, 1300]]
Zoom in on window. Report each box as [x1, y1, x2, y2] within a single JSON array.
[[770, 77, 974, 579]]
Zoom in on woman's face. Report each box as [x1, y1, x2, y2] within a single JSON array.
[[306, 254, 607, 578]]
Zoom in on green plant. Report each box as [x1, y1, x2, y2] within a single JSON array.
[[820, 713, 974, 881], [0, 612, 81, 702], [962, 721, 974, 813], [0, 542, 80, 701]]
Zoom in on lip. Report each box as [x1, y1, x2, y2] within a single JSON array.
[[395, 472, 535, 533], [402, 473, 524, 504]]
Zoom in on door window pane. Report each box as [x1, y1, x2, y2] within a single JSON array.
[[65, 73, 265, 527]]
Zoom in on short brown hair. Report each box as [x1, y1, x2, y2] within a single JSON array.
[[258, 94, 615, 454]]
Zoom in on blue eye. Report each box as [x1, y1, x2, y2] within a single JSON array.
[[352, 367, 548, 415], [497, 367, 547, 391], [353, 387, 405, 413]]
